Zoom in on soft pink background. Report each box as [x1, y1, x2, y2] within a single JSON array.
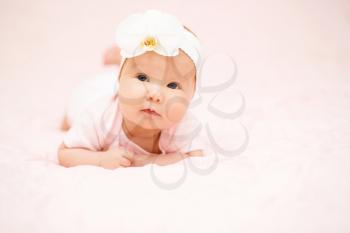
[[0, 0, 349, 232]]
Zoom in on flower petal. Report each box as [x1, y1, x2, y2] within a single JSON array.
[[115, 9, 185, 58]]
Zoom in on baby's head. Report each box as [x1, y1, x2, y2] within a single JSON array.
[[114, 10, 202, 131]]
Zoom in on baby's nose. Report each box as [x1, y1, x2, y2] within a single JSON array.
[[146, 84, 162, 103]]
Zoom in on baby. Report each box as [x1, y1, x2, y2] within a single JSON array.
[[58, 10, 207, 170]]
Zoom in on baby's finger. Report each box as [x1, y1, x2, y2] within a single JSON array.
[[122, 149, 134, 160], [119, 157, 132, 167], [186, 150, 204, 157]]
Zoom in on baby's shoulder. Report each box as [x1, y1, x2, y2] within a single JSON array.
[[161, 110, 207, 154], [85, 94, 117, 117], [77, 94, 119, 132], [171, 110, 203, 142]]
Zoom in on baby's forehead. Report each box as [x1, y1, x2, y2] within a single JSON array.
[[126, 51, 196, 81]]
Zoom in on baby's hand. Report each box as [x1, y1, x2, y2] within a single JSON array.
[[99, 147, 134, 170], [131, 150, 204, 167]]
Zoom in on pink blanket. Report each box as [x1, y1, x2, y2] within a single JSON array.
[[1, 0, 349, 232]]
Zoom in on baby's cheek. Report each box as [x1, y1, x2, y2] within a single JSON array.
[[119, 79, 146, 104], [165, 97, 189, 123]]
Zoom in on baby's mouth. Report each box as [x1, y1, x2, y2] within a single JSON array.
[[141, 108, 161, 117]]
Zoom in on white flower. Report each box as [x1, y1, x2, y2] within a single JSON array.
[[115, 9, 186, 58]]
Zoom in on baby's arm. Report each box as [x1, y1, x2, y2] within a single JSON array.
[[58, 143, 133, 169], [131, 150, 203, 167]]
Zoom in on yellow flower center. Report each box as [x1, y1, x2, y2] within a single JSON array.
[[141, 36, 157, 50]]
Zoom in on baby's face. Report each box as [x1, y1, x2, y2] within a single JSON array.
[[118, 50, 196, 130]]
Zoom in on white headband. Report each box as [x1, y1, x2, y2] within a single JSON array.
[[115, 9, 202, 81]]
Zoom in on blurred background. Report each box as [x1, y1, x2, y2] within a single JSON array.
[[1, 0, 348, 126], [0, 0, 349, 231]]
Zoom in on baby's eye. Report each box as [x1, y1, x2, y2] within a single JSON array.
[[136, 74, 149, 82], [167, 82, 180, 89]]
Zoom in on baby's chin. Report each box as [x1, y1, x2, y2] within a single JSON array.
[[131, 115, 178, 131]]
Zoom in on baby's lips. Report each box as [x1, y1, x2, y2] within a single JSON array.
[[141, 108, 161, 117]]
